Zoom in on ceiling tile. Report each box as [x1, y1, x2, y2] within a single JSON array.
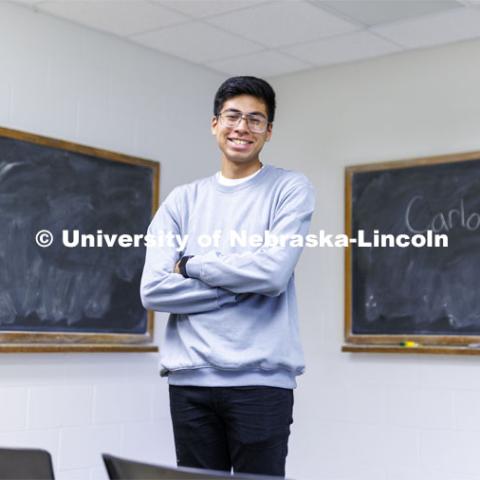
[[283, 30, 402, 66], [37, 1, 188, 36], [206, 1, 359, 48], [371, 6, 480, 48], [318, 0, 462, 27], [132, 21, 263, 63], [9, 0, 43, 5], [152, 0, 268, 19], [207, 50, 312, 77]]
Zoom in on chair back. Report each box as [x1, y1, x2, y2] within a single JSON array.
[[0, 448, 55, 480], [102, 453, 287, 480]]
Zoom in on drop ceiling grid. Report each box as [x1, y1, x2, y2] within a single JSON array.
[[7, 0, 480, 77]]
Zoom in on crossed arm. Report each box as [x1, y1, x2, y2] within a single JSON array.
[[140, 182, 315, 314], [140, 189, 237, 315]]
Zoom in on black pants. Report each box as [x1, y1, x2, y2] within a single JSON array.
[[169, 385, 294, 477]]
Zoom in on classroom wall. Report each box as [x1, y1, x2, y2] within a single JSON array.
[[0, 3, 223, 479], [265, 38, 480, 480]]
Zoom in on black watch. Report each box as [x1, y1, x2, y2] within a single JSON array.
[[178, 256, 193, 278]]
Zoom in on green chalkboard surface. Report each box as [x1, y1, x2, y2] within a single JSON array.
[[0, 126, 159, 352], [345, 151, 480, 349]]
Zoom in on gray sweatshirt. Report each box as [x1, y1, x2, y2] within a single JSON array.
[[140, 164, 315, 388]]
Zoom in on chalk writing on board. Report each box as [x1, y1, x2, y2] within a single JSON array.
[[405, 196, 480, 233]]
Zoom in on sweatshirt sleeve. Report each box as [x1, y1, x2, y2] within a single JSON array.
[[185, 180, 315, 297], [140, 188, 238, 314]]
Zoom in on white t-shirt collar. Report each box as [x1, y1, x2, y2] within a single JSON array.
[[216, 165, 264, 187]]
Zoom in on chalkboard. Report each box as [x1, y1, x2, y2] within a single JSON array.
[[345, 151, 480, 348], [0, 127, 159, 352]]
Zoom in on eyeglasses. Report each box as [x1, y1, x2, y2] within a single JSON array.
[[217, 110, 269, 133]]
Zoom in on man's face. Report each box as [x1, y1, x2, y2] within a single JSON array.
[[211, 94, 272, 166]]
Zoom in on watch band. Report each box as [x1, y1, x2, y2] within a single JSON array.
[[178, 255, 193, 278]]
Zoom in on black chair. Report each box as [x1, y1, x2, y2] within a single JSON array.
[[0, 448, 55, 480], [102, 454, 287, 480]]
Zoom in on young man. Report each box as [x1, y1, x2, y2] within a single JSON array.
[[140, 76, 315, 477]]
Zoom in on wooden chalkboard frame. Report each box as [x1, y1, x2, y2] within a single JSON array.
[[344, 150, 480, 355], [0, 126, 159, 353]]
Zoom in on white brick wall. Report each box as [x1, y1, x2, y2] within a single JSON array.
[[0, 3, 223, 479], [0, 353, 175, 479]]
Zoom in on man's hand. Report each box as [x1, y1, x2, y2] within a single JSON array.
[[175, 256, 194, 277], [174, 260, 181, 274]]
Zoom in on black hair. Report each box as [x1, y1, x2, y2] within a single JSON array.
[[213, 76, 276, 123]]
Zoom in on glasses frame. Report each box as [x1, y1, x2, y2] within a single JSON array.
[[217, 109, 270, 134]]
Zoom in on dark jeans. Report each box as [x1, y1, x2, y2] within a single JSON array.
[[169, 385, 294, 477]]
